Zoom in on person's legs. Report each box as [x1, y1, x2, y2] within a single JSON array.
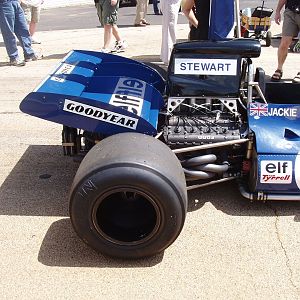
[[13, 1, 34, 58], [153, 0, 159, 14], [111, 24, 127, 52], [112, 24, 121, 41], [134, 0, 143, 24], [160, 1, 171, 64], [169, 0, 181, 45], [160, 0, 180, 65], [272, 9, 299, 81], [134, 0, 149, 24], [277, 36, 293, 70], [29, 6, 41, 37], [29, 22, 37, 36], [103, 24, 113, 48], [0, 1, 19, 60], [97, 0, 126, 52], [22, 2, 41, 42], [140, 0, 149, 22], [96, 1, 109, 51]]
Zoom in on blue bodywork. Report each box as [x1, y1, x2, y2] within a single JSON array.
[[248, 102, 300, 194], [20, 50, 165, 136], [20, 49, 300, 196]]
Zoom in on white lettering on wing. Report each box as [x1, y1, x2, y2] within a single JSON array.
[[109, 78, 146, 116], [63, 99, 138, 130], [50, 63, 75, 83], [174, 58, 237, 75]]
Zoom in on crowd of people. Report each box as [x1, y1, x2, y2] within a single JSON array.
[[0, 0, 299, 83]]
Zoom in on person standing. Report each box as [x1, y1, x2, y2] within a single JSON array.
[[20, 0, 44, 44], [134, 0, 150, 26], [0, 0, 40, 66], [182, 0, 210, 40], [94, 0, 127, 53], [160, 0, 181, 65], [153, 0, 161, 15], [271, 0, 300, 82]]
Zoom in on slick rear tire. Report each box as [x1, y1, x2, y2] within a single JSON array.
[[69, 133, 187, 259]]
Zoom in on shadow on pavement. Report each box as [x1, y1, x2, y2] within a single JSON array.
[[0, 145, 78, 217], [2, 143, 300, 266], [0, 61, 9, 67], [131, 54, 162, 63], [1, 144, 300, 221], [188, 180, 300, 222], [38, 218, 163, 267], [42, 53, 69, 60]]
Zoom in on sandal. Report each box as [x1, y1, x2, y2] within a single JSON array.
[[141, 20, 150, 25], [271, 69, 283, 82], [292, 72, 300, 83], [134, 21, 146, 27]]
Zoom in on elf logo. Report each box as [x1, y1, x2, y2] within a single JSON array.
[[260, 161, 292, 184], [110, 78, 146, 116]]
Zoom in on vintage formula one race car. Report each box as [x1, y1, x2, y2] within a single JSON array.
[[20, 38, 300, 259]]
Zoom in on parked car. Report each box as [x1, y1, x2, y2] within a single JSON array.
[[20, 39, 300, 259]]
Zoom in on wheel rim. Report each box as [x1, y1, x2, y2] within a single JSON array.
[[92, 188, 161, 246]]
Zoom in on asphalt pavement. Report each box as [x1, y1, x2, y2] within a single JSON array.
[[0, 3, 300, 300], [38, 1, 278, 31]]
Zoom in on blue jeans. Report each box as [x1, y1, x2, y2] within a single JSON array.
[[153, 0, 159, 14], [0, 0, 34, 60]]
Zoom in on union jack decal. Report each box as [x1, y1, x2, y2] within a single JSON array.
[[249, 103, 269, 117]]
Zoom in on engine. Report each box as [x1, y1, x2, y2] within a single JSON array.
[[161, 97, 249, 186], [163, 97, 245, 147]]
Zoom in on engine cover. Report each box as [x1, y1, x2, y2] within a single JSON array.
[[164, 115, 241, 146]]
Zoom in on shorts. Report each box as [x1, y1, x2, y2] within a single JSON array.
[[21, 3, 41, 23], [95, 0, 119, 26], [282, 8, 300, 37]]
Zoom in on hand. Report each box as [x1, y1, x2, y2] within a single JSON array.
[[274, 11, 281, 25], [111, 0, 117, 6]]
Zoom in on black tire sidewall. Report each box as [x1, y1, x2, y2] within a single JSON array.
[[70, 164, 186, 258]]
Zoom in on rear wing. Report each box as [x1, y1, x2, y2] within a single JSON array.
[[20, 50, 165, 136]]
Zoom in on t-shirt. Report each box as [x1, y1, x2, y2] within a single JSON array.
[[21, 0, 43, 7], [286, 0, 300, 10], [190, 0, 210, 40]]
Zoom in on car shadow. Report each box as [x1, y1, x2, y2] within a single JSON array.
[[0, 145, 77, 217], [1, 143, 300, 267], [1, 144, 300, 220], [187, 180, 300, 222], [38, 218, 164, 267], [41, 53, 70, 60]]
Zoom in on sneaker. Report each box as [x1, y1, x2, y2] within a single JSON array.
[[24, 53, 43, 62], [9, 58, 26, 67], [292, 72, 300, 84], [111, 40, 128, 53], [99, 48, 111, 53], [31, 37, 41, 44], [292, 40, 300, 53]]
